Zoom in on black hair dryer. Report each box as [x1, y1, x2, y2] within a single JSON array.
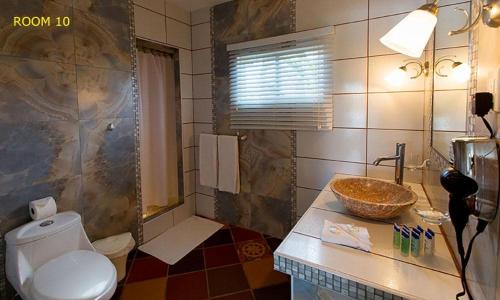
[[440, 136, 499, 299]]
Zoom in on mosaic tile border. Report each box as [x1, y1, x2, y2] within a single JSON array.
[[274, 254, 406, 300]]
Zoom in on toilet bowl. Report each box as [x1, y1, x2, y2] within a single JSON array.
[[5, 211, 117, 300]]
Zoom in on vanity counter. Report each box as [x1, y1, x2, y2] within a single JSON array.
[[274, 174, 462, 300]]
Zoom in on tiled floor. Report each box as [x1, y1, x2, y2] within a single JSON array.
[[113, 224, 290, 300]]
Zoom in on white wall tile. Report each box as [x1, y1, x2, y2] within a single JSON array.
[[333, 21, 368, 60], [134, 0, 164, 15], [369, 14, 405, 56], [193, 74, 212, 98], [297, 158, 366, 190], [192, 23, 211, 50], [333, 94, 367, 128], [143, 211, 173, 242], [435, 3, 470, 49], [432, 131, 463, 158], [366, 165, 422, 184], [332, 58, 367, 94], [432, 90, 468, 131], [184, 170, 196, 196], [193, 48, 212, 74], [194, 99, 213, 123], [297, 188, 321, 216], [165, 2, 190, 24], [179, 49, 192, 74], [369, 0, 425, 18], [191, 7, 210, 25], [367, 129, 424, 166], [196, 194, 215, 219], [196, 170, 216, 196], [296, 0, 368, 30], [297, 129, 367, 163], [368, 92, 424, 130], [434, 47, 469, 90], [194, 123, 213, 146], [182, 99, 193, 123], [183, 147, 195, 171], [368, 54, 425, 92], [166, 18, 191, 49], [180, 74, 193, 99], [182, 123, 194, 147], [173, 194, 195, 225], [134, 5, 166, 43]]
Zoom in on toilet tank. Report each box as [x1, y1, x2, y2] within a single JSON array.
[[5, 212, 94, 290]]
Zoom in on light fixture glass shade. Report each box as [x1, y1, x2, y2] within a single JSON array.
[[380, 9, 437, 58]]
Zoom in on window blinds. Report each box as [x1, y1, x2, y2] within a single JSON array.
[[228, 28, 334, 131]]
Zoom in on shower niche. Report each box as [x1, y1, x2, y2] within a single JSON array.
[[136, 39, 184, 221]]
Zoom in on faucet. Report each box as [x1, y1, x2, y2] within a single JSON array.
[[373, 143, 406, 185]]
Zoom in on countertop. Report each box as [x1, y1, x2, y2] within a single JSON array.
[[275, 174, 463, 300]]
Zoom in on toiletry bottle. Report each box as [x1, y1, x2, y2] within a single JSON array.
[[401, 231, 410, 256], [393, 224, 401, 249], [424, 231, 434, 255], [411, 231, 420, 257], [426, 229, 435, 252]]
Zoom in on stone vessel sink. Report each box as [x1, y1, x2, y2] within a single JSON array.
[[330, 177, 418, 220]]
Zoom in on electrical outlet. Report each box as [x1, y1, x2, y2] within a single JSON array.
[[492, 68, 500, 112]]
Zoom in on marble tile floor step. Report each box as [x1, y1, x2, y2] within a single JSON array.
[[113, 222, 290, 300]]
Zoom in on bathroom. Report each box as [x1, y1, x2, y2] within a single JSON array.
[[0, 0, 499, 299]]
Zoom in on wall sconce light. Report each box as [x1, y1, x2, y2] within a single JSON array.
[[390, 56, 470, 82], [380, 0, 500, 58], [434, 56, 471, 82]]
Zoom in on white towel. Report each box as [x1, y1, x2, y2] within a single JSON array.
[[217, 135, 240, 194], [199, 134, 218, 188], [320, 220, 372, 252]]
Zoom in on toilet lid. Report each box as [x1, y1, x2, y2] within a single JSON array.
[[31, 250, 116, 300]]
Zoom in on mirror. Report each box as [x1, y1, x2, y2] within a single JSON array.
[[431, 2, 471, 161]]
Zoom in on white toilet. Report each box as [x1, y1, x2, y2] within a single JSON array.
[[5, 211, 117, 300]]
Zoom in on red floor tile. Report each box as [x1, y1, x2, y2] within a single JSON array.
[[253, 282, 291, 300], [214, 290, 254, 300], [204, 244, 240, 268], [166, 271, 208, 300], [168, 249, 205, 275], [265, 237, 283, 252], [236, 239, 272, 263], [126, 256, 168, 283], [204, 229, 234, 247], [231, 227, 262, 243], [207, 264, 250, 297]]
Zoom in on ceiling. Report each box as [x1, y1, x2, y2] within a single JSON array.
[[166, 0, 232, 11]]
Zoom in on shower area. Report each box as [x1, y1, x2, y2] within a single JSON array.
[[136, 40, 184, 221]]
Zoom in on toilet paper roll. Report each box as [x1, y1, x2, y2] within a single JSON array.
[[29, 197, 57, 220]]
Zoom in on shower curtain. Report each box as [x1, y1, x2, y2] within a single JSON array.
[[137, 49, 179, 214]]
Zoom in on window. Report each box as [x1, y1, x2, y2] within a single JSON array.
[[228, 27, 334, 130]]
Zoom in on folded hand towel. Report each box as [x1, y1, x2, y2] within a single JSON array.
[[217, 135, 240, 194], [320, 220, 372, 252], [199, 134, 218, 188]]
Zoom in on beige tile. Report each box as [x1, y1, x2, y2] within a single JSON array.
[[333, 94, 367, 128], [435, 3, 470, 49], [297, 129, 367, 163], [173, 194, 196, 225], [182, 123, 194, 147], [196, 193, 215, 218], [432, 131, 464, 158], [296, 0, 368, 30], [368, 92, 424, 130], [196, 170, 216, 196], [134, 5, 166, 43], [191, 7, 210, 25], [369, 14, 406, 56], [297, 158, 366, 190], [192, 23, 211, 50], [179, 49, 192, 74], [333, 21, 368, 60], [368, 54, 425, 92], [165, 2, 190, 24], [369, 0, 425, 18], [184, 170, 196, 196], [143, 212, 173, 242], [332, 58, 368, 94], [366, 165, 422, 183], [432, 90, 468, 131], [193, 99, 213, 123], [183, 147, 196, 171], [180, 74, 193, 99], [193, 74, 212, 98], [134, 0, 164, 14], [434, 47, 469, 90], [297, 188, 321, 215], [194, 123, 213, 146], [182, 98, 193, 123], [367, 129, 423, 166], [166, 18, 191, 49], [193, 48, 212, 74]]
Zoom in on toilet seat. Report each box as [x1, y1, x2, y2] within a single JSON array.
[[31, 250, 117, 300]]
